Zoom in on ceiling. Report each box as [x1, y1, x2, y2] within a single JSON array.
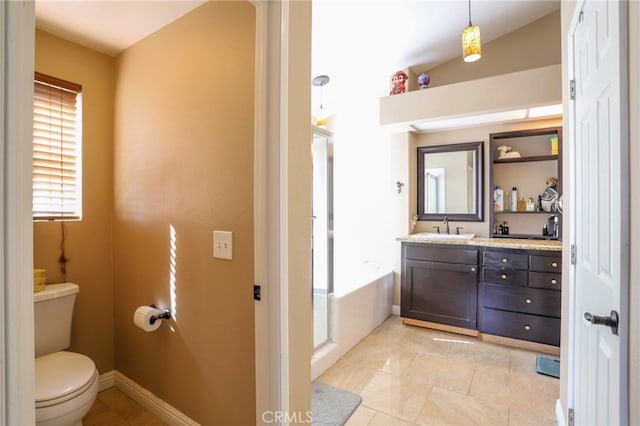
[[35, 0, 560, 120], [311, 0, 560, 77], [35, 0, 207, 56], [36, 1, 559, 67]]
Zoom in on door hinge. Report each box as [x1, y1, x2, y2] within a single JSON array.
[[571, 244, 577, 265], [570, 79, 576, 100], [253, 284, 261, 301], [568, 408, 575, 426]]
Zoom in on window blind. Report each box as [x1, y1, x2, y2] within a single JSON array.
[[33, 72, 82, 221]]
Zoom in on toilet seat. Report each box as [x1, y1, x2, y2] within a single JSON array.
[[35, 351, 97, 408]]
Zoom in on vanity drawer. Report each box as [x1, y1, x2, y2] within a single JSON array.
[[530, 254, 562, 272], [482, 268, 527, 287], [483, 251, 528, 269], [529, 272, 561, 290], [404, 244, 478, 264], [480, 308, 561, 346], [482, 284, 561, 317]]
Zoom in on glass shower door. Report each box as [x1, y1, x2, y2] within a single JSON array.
[[312, 127, 333, 350]]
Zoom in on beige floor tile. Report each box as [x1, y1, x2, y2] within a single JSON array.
[[403, 352, 476, 395], [545, 378, 560, 412], [393, 326, 456, 357], [509, 348, 541, 376], [416, 386, 509, 426], [364, 316, 406, 346], [345, 405, 378, 425], [447, 339, 512, 372], [341, 340, 417, 376], [84, 395, 109, 418], [470, 366, 556, 420], [98, 388, 151, 421], [83, 409, 129, 426], [317, 357, 380, 394], [369, 411, 418, 425], [360, 371, 432, 423], [84, 388, 166, 426], [509, 408, 557, 426]]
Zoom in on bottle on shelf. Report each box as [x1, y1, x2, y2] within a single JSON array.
[[511, 187, 518, 211], [526, 197, 535, 211], [517, 196, 526, 211], [504, 192, 510, 211], [493, 185, 504, 212]]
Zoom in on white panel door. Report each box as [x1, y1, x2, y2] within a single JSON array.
[[570, 1, 628, 425]]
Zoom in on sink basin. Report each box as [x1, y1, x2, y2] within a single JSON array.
[[411, 232, 476, 240]]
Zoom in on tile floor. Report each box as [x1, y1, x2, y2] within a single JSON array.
[[317, 315, 559, 426], [83, 387, 166, 426]]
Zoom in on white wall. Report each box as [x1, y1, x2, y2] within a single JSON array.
[[327, 73, 396, 295]]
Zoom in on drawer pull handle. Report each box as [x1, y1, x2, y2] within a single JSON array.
[[524, 325, 531, 331], [551, 262, 559, 268], [526, 298, 532, 304], [471, 267, 476, 272], [501, 274, 508, 280], [551, 279, 558, 285], [501, 258, 508, 263]]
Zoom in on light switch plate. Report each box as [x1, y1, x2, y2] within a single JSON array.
[[213, 231, 233, 260]]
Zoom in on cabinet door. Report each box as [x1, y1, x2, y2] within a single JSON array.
[[401, 260, 477, 329]]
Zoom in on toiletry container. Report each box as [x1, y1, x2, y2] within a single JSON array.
[[34, 283, 98, 426], [526, 197, 535, 212], [493, 185, 504, 211], [511, 187, 518, 211]]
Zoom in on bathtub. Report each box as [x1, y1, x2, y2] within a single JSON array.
[[311, 269, 393, 380]]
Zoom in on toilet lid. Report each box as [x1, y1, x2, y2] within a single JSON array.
[[35, 351, 97, 407]]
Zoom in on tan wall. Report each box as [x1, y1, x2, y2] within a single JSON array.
[[425, 10, 561, 87], [34, 30, 115, 374], [112, 2, 255, 424]]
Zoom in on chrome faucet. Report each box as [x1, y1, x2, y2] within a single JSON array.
[[443, 216, 450, 234]]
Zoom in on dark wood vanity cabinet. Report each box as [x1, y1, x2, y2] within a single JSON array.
[[401, 243, 479, 329], [479, 248, 561, 346]]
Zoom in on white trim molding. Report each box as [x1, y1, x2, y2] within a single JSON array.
[[392, 304, 401, 316], [1, 1, 36, 424], [112, 371, 198, 426], [98, 371, 116, 392]]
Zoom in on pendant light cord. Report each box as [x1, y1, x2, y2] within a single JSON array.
[[468, 0, 472, 26]]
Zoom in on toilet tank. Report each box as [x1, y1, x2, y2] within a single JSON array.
[[34, 283, 79, 358]]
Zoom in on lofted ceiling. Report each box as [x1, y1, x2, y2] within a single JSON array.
[[312, 0, 560, 78], [36, 1, 560, 66], [35, 0, 560, 121]]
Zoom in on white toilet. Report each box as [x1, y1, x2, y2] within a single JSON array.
[[34, 283, 99, 426]]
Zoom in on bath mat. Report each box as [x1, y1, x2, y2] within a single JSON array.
[[311, 382, 362, 426], [536, 354, 560, 378]]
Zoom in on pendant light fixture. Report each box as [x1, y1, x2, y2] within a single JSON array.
[[312, 75, 330, 127], [462, 0, 481, 62]]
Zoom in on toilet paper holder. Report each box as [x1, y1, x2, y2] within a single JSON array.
[[149, 304, 171, 325]]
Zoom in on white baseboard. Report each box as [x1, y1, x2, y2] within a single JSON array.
[[392, 304, 400, 316], [98, 371, 115, 392], [555, 399, 565, 426], [99, 370, 199, 425]]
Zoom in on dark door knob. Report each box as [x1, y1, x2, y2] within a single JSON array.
[[584, 310, 619, 335]]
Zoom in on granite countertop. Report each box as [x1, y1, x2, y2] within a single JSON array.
[[396, 235, 563, 251]]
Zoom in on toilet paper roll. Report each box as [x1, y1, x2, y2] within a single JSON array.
[[134, 306, 163, 332]]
